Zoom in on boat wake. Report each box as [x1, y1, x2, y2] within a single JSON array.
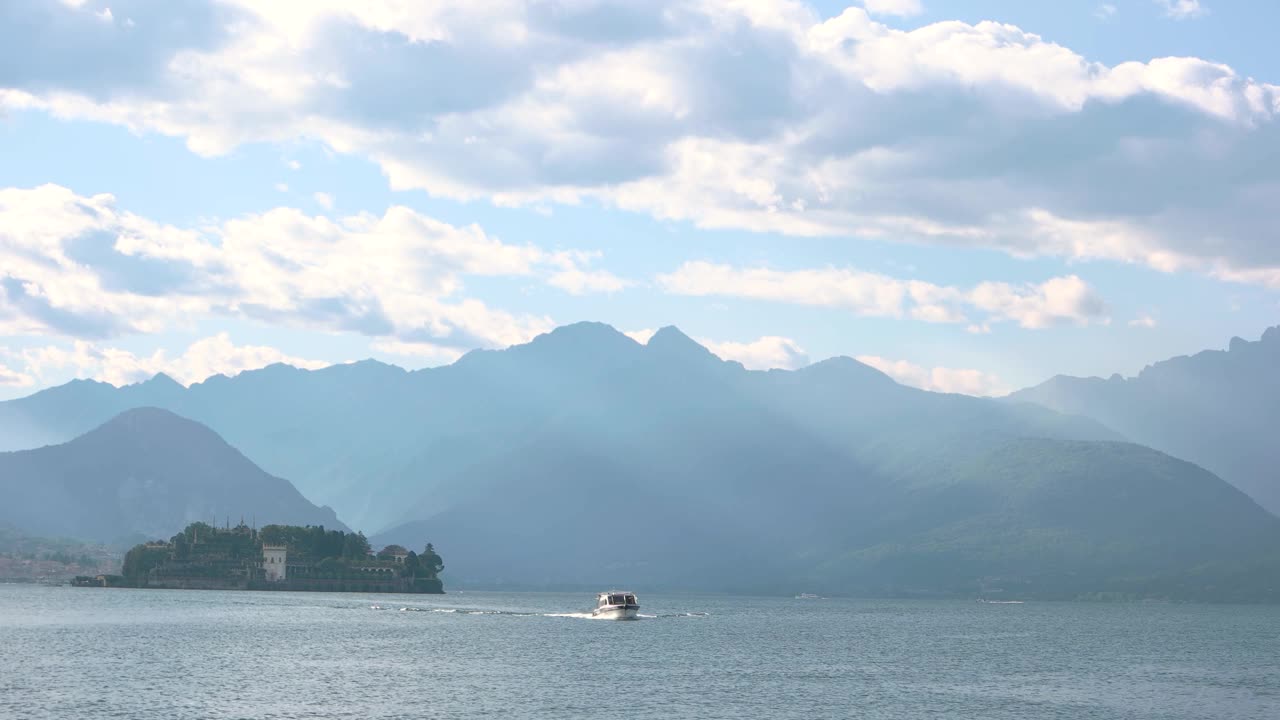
[[381, 606, 709, 620]]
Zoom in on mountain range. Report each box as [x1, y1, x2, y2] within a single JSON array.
[[1, 323, 1278, 599], [0, 408, 344, 545], [1011, 326, 1280, 515]]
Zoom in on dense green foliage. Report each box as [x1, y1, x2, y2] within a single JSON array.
[[258, 524, 372, 559], [121, 543, 171, 580], [120, 522, 443, 586]]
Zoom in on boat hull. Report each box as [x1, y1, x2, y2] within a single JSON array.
[[592, 605, 639, 620]]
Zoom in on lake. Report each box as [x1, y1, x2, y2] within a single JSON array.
[[1, 584, 1277, 719]]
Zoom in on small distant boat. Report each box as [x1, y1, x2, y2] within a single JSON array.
[[977, 599, 1024, 604], [795, 593, 822, 599], [592, 591, 639, 620]]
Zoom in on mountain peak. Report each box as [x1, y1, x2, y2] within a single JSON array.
[[516, 321, 634, 357], [799, 356, 898, 386], [649, 325, 692, 344], [317, 358, 406, 379], [122, 373, 187, 404], [0, 407, 347, 542], [98, 406, 211, 437], [644, 326, 722, 365], [539, 321, 625, 342], [646, 325, 701, 351], [453, 321, 635, 371], [141, 372, 183, 388]]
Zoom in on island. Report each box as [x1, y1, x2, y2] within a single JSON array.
[[74, 521, 444, 593]]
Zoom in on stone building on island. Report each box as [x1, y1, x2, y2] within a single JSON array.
[[262, 544, 287, 582]]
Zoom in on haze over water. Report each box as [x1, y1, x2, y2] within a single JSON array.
[[2, 585, 1277, 719]]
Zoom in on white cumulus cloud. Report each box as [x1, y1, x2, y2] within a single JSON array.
[[0, 184, 625, 348], [656, 261, 1109, 329], [624, 328, 658, 344], [856, 355, 1011, 396], [0, 2, 1276, 285], [700, 335, 811, 370], [370, 340, 465, 366]]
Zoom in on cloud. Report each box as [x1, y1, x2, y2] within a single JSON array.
[[1156, 1, 1207, 20], [0, 184, 623, 348], [967, 274, 1109, 329], [625, 329, 810, 370], [1095, 4, 1118, 20], [656, 261, 1109, 329], [274, 182, 289, 192], [545, 251, 632, 295], [624, 328, 657, 344], [1129, 312, 1158, 328], [313, 191, 334, 209], [862, 0, 923, 17], [1, 2, 1277, 286], [370, 339, 464, 366], [700, 335, 811, 369], [0, 351, 35, 387], [656, 262, 909, 318], [18, 333, 330, 387], [856, 355, 1011, 396]]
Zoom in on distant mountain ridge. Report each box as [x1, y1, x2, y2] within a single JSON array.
[[0, 408, 345, 545], [1010, 325, 1280, 515], [1, 323, 1278, 599], [0, 323, 1121, 529]]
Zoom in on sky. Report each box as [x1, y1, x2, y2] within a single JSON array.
[[0, 0, 1277, 400]]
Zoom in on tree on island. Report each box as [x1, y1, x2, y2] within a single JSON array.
[[420, 543, 444, 578], [342, 531, 371, 559], [401, 550, 420, 577]]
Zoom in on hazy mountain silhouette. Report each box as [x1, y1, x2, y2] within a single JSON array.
[[0, 408, 345, 545], [0, 323, 1120, 527], [2, 323, 1278, 598], [1010, 326, 1280, 515]]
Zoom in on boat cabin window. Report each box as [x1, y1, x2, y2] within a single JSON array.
[[608, 594, 625, 605], [624, 594, 636, 604]]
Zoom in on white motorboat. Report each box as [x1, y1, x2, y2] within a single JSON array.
[[592, 591, 639, 620]]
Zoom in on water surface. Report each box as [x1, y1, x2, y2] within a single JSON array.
[[1, 585, 1277, 719]]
